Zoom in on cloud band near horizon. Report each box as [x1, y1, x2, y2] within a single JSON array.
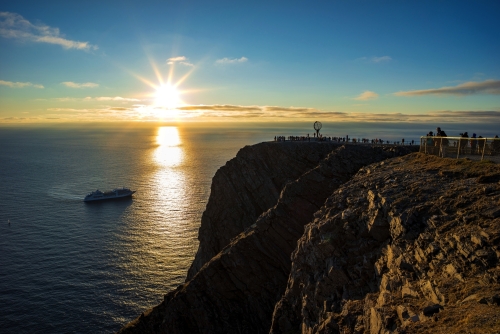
[[0, 79, 44, 88], [395, 79, 500, 96], [61, 81, 99, 88]]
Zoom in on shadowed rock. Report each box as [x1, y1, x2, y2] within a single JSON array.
[[119, 144, 413, 333], [187, 141, 340, 279]]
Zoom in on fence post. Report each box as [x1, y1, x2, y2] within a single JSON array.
[[457, 139, 460, 159], [481, 138, 487, 161]]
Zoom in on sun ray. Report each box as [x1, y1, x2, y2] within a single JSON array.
[[147, 55, 165, 87], [174, 65, 197, 88]]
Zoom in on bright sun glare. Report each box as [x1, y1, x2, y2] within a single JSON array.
[[155, 84, 181, 109], [157, 126, 180, 147], [154, 126, 182, 167]]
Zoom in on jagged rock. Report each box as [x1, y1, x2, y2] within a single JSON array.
[[187, 142, 340, 279], [119, 144, 416, 334], [271, 154, 500, 334], [119, 147, 500, 334]]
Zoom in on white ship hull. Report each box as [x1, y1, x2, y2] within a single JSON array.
[[84, 188, 136, 202]]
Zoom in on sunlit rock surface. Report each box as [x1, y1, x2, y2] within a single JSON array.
[[120, 144, 500, 334], [271, 154, 500, 334]]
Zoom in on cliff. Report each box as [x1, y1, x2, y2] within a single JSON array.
[[187, 141, 341, 279], [119, 143, 500, 334], [271, 154, 500, 334]]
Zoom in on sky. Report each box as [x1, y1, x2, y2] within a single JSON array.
[[0, 0, 499, 124]]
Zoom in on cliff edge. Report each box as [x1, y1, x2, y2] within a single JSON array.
[[187, 141, 340, 279], [119, 142, 499, 334]]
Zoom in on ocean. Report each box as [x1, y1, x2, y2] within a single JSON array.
[[0, 122, 498, 333]]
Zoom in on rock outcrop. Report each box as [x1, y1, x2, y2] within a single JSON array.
[[119, 144, 415, 333], [119, 142, 500, 334], [187, 141, 340, 279], [271, 154, 500, 334]]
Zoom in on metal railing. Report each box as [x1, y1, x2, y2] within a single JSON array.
[[420, 136, 500, 162]]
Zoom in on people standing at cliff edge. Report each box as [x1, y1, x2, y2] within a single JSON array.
[[470, 133, 477, 155], [459, 132, 469, 154], [426, 131, 434, 154]]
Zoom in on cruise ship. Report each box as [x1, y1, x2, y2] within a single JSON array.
[[84, 187, 136, 202]]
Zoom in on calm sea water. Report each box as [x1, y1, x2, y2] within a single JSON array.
[[0, 122, 497, 333]]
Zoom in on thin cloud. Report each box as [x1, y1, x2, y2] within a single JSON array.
[[167, 56, 194, 66], [215, 57, 248, 64], [426, 110, 500, 118], [4, 104, 499, 123], [94, 96, 139, 101], [47, 108, 89, 112], [0, 79, 44, 88], [108, 107, 130, 111], [371, 56, 392, 63], [354, 91, 379, 100], [61, 81, 99, 88], [179, 104, 261, 112], [167, 56, 186, 62], [264, 106, 317, 113], [53, 96, 139, 102], [0, 12, 98, 51], [355, 56, 392, 63], [394, 79, 500, 96], [174, 105, 500, 123]]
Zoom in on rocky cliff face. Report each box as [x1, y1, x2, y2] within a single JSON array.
[[187, 141, 340, 279], [119, 143, 415, 334], [271, 154, 500, 334], [119, 143, 499, 334]]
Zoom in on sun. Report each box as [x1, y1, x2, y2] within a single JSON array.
[[154, 84, 181, 109]]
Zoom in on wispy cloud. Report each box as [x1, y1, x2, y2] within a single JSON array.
[[61, 81, 99, 88], [3, 103, 500, 124], [53, 96, 140, 102], [167, 56, 194, 66], [394, 79, 500, 96], [92, 96, 139, 101], [178, 104, 261, 112], [371, 56, 392, 63], [176, 104, 345, 119], [167, 56, 186, 62], [0, 12, 98, 51], [0, 79, 44, 88], [356, 56, 392, 63], [108, 107, 130, 111], [173, 105, 500, 123], [264, 106, 317, 113], [215, 57, 248, 64], [354, 91, 379, 100]]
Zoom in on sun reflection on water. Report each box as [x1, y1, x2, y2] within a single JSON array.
[[154, 127, 182, 167], [118, 126, 197, 300]]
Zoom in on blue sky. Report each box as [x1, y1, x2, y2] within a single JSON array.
[[1, 0, 499, 123]]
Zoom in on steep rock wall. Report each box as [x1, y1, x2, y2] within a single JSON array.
[[187, 141, 340, 279], [119, 144, 415, 333], [271, 154, 500, 334]]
